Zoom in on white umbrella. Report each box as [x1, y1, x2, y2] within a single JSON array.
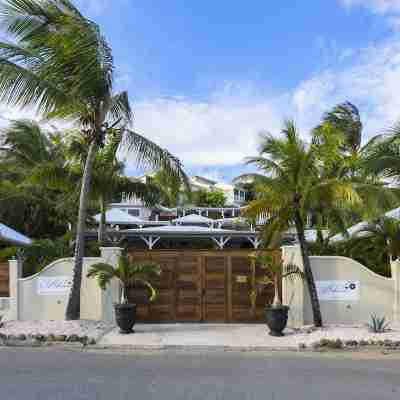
[[0, 223, 32, 246], [93, 209, 147, 226], [172, 213, 215, 226]]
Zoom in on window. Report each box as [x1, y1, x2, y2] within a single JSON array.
[[127, 209, 140, 217]]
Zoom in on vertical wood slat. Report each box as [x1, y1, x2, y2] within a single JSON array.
[[127, 249, 281, 323], [227, 255, 232, 322], [0, 263, 9, 297]]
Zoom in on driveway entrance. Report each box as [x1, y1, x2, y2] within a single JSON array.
[[127, 250, 281, 323]]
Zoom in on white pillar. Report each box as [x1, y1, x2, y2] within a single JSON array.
[[281, 246, 307, 328], [8, 258, 23, 321], [99, 247, 123, 323], [391, 259, 400, 325]]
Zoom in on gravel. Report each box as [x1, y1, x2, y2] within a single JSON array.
[[0, 320, 114, 342]]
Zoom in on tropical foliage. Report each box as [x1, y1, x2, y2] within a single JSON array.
[[87, 254, 161, 304], [194, 189, 226, 208], [0, 0, 187, 320], [241, 117, 396, 327], [249, 253, 303, 309]]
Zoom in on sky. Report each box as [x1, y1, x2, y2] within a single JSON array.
[[4, 0, 400, 182]]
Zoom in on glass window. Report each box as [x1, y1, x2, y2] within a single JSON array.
[[127, 209, 140, 217]]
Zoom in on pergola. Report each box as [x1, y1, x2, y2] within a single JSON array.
[[0, 223, 32, 246], [118, 225, 261, 250]]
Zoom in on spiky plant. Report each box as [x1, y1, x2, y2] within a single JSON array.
[[87, 254, 161, 304], [367, 315, 390, 333]]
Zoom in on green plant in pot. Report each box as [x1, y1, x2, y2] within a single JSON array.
[[87, 254, 161, 334], [250, 253, 303, 336]]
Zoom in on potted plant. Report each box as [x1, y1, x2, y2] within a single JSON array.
[[87, 254, 161, 334], [250, 253, 303, 336]]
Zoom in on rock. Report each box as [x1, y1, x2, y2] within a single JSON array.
[[47, 334, 56, 342], [311, 341, 321, 350], [54, 335, 67, 342], [35, 334, 47, 342], [384, 340, 393, 348], [319, 338, 330, 347], [17, 334, 26, 341], [345, 340, 358, 347], [79, 336, 89, 345], [359, 339, 369, 346], [67, 334, 80, 342]]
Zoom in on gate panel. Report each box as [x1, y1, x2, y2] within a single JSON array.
[[175, 255, 202, 321], [203, 256, 226, 322]]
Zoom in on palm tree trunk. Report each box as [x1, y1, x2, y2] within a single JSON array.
[[294, 210, 323, 327], [98, 196, 106, 245], [66, 140, 98, 320]]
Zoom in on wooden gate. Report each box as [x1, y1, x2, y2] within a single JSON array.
[[127, 250, 281, 323], [0, 263, 9, 297]]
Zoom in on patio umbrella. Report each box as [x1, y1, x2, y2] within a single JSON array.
[[93, 209, 147, 226], [0, 223, 32, 246]]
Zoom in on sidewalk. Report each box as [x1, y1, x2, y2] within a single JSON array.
[[97, 323, 400, 351]]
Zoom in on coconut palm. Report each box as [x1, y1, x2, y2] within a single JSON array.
[[0, 0, 187, 319], [0, 119, 71, 237], [241, 120, 374, 327], [87, 254, 161, 305]]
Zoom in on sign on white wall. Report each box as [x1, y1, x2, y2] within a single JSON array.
[[37, 276, 72, 295], [316, 280, 360, 301]]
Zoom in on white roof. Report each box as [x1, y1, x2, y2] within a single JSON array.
[[0, 223, 32, 246], [172, 213, 215, 225], [330, 206, 400, 243], [93, 209, 146, 225], [123, 225, 238, 234]]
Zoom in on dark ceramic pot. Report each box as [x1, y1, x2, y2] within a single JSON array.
[[265, 305, 289, 337], [114, 303, 137, 334]]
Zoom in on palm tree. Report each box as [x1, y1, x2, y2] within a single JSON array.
[[351, 217, 400, 263], [0, 120, 71, 237], [87, 254, 161, 305], [241, 120, 369, 327], [0, 0, 187, 319]]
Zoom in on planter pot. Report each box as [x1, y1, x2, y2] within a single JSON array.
[[114, 303, 137, 334], [265, 305, 289, 337]]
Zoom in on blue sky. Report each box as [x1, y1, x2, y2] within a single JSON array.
[[6, 0, 400, 182]]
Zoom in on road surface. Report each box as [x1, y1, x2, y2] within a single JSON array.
[[0, 348, 399, 399]]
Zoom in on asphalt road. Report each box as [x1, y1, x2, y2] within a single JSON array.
[[0, 348, 399, 400]]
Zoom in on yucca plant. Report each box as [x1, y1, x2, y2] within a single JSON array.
[[367, 314, 390, 333], [249, 253, 304, 308], [87, 254, 161, 304]]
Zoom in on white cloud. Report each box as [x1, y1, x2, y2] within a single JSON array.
[[340, 0, 400, 14], [124, 36, 400, 171]]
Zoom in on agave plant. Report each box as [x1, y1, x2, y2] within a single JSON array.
[[367, 314, 390, 333], [249, 253, 304, 308], [87, 254, 161, 304]]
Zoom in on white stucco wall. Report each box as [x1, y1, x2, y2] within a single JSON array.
[[282, 246, 396, 327], [17, 257, 104, 321], [307, 256, 394, 325]]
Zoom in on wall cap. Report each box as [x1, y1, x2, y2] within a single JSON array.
[[18, 257, 103, 282], [310, 255, 394, 282]]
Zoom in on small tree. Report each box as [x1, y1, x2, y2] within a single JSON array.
[[249, 253, 304, 309], [87, 254, 161, 304], [195, 189, 226, 208]]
